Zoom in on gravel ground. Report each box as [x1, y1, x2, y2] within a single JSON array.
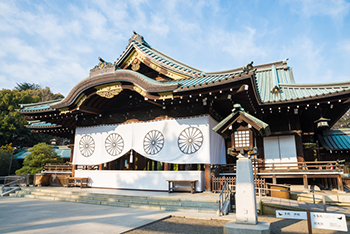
[[125, 216, 228, 234], [126, 216, 350, 234]]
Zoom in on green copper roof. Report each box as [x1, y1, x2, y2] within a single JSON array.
[[19, 99, 62, 112], [318, 129, 350, 150], [14, 146, 71, 159], [213, 104, 270, 137], [27, 121, 58, 128], [255, 65, 350, 103]]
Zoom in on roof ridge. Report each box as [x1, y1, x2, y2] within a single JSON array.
[[205, 60, 289, 75], [20, 98, 63, 108], [279, 80, 350, 88], [150, 47, 204, 73]]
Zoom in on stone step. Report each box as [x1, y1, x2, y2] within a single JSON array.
[[20, 188, 216, 202], [13, 193, 218, 213], [17, 190, 218, 208], [11, 188, 219, 213]]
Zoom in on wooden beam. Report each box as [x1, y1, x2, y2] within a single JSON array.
[[78, 105, 101, 115], [146, 100, 163, 107]]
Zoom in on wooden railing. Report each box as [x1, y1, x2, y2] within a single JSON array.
[[213, 160, 344, 175], [212, 176, 267, 195], [42, 163, 72, 172]]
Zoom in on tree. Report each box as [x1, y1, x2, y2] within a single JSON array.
[[32, 86, 64, 102], [0, 144, 19, 176], [15, 82, 40, 91], [0, 89, 40, 146], [333, 109, 350, 129], [15, 143, 63, 175], [0, 87, 64, 147], [14, 83, 64, 102]]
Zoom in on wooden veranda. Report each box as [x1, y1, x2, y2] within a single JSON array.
[[212, 160, 345, 192]]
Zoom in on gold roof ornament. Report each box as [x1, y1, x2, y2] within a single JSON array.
[[95, 82, 123, 99]]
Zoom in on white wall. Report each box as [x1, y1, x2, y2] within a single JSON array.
[[74, 170, 205, 192]]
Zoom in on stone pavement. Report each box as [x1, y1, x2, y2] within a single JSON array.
[[0, 196, 235, 234], [2, 195, 350, 234], [0, 197, 173, 234], [4, 187, 350, 233]]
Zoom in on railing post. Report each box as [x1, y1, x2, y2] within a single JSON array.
[[259, 187, 262, 201], [323, 195, 327, 212]]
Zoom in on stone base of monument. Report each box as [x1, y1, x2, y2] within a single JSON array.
[[223, 221, 270, 234]]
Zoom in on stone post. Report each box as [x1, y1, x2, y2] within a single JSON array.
[[235, 154, 257, 224]]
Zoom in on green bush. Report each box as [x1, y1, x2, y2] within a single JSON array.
[[15, 143, 63, 175]]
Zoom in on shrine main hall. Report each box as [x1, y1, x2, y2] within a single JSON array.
[[18, 32, 350, 192]]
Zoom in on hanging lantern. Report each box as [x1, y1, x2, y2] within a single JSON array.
[[314, 117, 330, 129]]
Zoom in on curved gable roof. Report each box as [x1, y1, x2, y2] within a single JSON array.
[[51, 69, 179, 109], [255, 64, 350, 104]]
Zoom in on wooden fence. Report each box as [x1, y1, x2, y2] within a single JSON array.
[[212, 176, 267, 195]]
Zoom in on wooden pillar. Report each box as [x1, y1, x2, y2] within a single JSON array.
[[294, 117, 305, 162], [337, 175, 344, 191], [99, 164, 103, 170], [272, 174, 277, 184], [178, 164, 185, 171], [164, 163, 169, 171], [72, 164, 76, 177], [205, 164, 211, 192], [303, 174, 308, 190], [329, 178, 333, 190], [68, 144, 74, 162], [324, 177, 328, 189]]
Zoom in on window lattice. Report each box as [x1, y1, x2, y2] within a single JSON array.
[[234, 130, 250, 148]]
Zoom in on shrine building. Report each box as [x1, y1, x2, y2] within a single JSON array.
[[18, 32, 350, 192]]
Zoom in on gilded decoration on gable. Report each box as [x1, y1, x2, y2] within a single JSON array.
[[133, 85, 147, 97], [59, 108, 69, 114], [95, 82, 123, 99], [124, 50, 140, 68], [158, 91, 173, 99], [123, 49, 190, 80], [131, 58, 141, 71], [75, 94, 87, 107]]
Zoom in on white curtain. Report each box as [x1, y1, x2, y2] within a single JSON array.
[[73, 115, 226, 165]]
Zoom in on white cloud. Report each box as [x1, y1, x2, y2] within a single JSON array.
[[149, 14, 169, 37], [282, 0, 350, 21], [209, 27, 267, 62], [0, 0, 349, 95], [281, 36, 337, 83], [0, 38, 46, 64], [339, 40, 350, 53]]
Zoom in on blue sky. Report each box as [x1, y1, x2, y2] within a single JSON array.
[[1, 0, 350, 96]]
